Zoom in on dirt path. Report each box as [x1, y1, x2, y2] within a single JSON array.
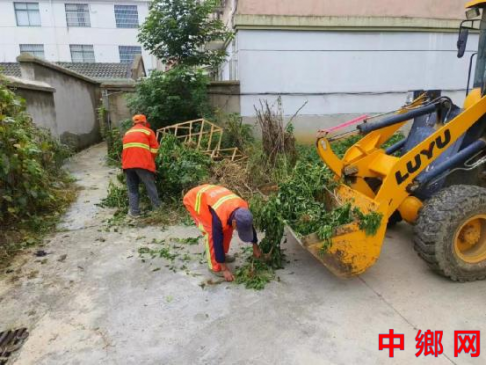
[[1, 143, 485, 365]]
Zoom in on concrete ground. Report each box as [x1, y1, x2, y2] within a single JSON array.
[[1, 143, 485, 365]]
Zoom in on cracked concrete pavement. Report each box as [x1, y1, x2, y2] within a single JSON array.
[[1, 143, 485, 365]]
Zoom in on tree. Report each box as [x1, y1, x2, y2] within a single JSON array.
[[138, 0, 233, 68], [127, 67, 212, 130]]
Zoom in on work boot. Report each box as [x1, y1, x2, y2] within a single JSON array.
[[225, 254, 236, 263]]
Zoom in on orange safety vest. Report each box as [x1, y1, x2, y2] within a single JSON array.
[[184, 184, 248, 233], [122, 124, 159, 172]]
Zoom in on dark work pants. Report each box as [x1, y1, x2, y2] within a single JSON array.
[[125, 168, 161, 215]]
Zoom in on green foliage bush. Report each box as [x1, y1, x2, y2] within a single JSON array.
[[104, 119, 132, 166], [138, 0, 233, 68], [0, 81, 72, 226], [128, 67, 212, 130], [214, 112, 254, 151], [155, 134, 212, 200]]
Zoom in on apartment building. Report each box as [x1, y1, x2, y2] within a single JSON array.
[[217, 0, 477, 140], [0, 0, 159, 71]]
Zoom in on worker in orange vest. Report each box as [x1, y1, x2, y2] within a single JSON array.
[[122, 114, 161, 217], [183, 185, 262, 282]]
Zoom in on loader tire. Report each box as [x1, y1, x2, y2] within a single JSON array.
[[413, 185, 486, 282]]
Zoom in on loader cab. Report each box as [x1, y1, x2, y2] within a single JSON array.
[[458, 2, 486, 96]]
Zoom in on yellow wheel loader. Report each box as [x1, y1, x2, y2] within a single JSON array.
[[289, 0, 486, 282]]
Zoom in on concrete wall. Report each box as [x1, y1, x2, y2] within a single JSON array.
[[0, 0, 158, 71], [233, 29, 478, 142], [208, 81, 241, 114], [237, 0, 465, 19], [8, 77, 58, 133], [17, 54, 102, 150], [101, 83, 135, 127]]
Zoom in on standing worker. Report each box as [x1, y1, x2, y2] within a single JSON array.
[[122, 114, 161, 217], [183, 184, 262, 282]]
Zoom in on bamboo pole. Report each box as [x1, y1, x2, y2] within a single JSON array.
[[207, 125, 214, 152], [197, 119, 205, 148], [216, 130, 223, 153]]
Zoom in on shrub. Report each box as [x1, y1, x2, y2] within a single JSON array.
[[214, 112, 254, 151], [127, 67, 212, 131], [155, 134, 212, 200], [0, 81, 72, 225], [104, 119, 132, 166]]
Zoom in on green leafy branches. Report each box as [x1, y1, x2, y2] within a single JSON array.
[[127, 68, 212, 130], [0, 81, 72, 224], [353, 208, 383, 237], [138, 0, 233, 68], [0, 79, 75, 266]]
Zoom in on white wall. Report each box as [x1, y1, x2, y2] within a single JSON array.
[[234, 29, 479, 136], [0, 0, 157, 70]]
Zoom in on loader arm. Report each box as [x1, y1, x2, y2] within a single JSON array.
[[377, 94, 486, 214], [317, 95, 428, 199]]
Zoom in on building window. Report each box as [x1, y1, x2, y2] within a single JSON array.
[[114, 5, 139, 28], [119, 46, 141, 64], [14, 2, 41, 26], [19, 44, 45, 58], [65, 4, 91, 27], [70, 45, 95, 63]]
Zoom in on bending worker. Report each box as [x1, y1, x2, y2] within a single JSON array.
[[122, 114, 161, 217], [183, 185, 262, 282]]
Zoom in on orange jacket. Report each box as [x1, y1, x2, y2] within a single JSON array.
[[184, 184, 249, 236], [184, 185, 257, 265], [122, 124, 159, 172]]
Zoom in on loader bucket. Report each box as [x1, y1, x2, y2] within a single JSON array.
[[286, 184, 388, 278]]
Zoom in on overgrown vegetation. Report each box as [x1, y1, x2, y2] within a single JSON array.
[[0, 80, 75, 267], [103, 119, 131, 166], [214, 111, 254, 151], [127, 67, 212, 130], [155, 134, 212, 198]]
